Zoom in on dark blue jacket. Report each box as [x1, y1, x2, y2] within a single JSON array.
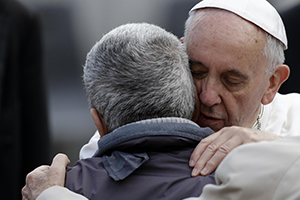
[[65, 118, 216, 200]]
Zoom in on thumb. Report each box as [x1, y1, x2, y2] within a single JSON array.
[[48, 153, 70, 186]]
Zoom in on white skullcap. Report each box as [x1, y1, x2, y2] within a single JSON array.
[[190, 0, 288, 49]]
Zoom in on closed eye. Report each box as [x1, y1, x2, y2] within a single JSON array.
[[190, 69, 207, 79], [189, 60, 208, 80], [222, 70, 248, 91], [224, 78, 242, 86]]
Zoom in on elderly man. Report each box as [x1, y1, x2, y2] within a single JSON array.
[[22, 0, 300, 199], [23, 22, 216, 200], [184, 0, 298, 177]]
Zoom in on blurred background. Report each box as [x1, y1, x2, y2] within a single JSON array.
[[1, 0, 299, 199]]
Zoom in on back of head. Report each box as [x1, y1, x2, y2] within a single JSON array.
[[84, 23, 194, 132]]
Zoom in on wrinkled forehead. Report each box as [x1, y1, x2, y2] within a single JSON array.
[[186, 10, 268, 73], [187, 9, 267, 54]]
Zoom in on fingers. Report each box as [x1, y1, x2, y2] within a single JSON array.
[[190, 133, 221, 177], [51, 153, 70, 168], [49, 153, 70, 186], [22, 165, 50, 200], [189, 132, 220, 167], [190, 127, 244, 177], [193, 137, 242, 176], [22, 185, 30, 200], [25, 165, 51, 185], [189, 127, 278, 177], [21, 154, 70, 200]]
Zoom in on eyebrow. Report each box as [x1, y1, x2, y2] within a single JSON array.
[[189, 60, 203, 66], [225, 69, 248, 80], [189, 59, 248, 79]]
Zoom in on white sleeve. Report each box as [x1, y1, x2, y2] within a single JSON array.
[[37, 186, 88, 200], [79, 130, 100, 159], [184, 136, 300, 200]]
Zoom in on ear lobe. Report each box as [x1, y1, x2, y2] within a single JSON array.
[[261, 65, 290, 105], [91, 108, 109, 137]]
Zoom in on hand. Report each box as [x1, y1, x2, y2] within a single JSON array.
[[22, 153, 70, 200], [189, 126, 280, 177]]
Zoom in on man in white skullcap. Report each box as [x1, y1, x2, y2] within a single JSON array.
[[22, 0, 300, 199], [185, 0, 297, 177], [185, 0, 300, 199]]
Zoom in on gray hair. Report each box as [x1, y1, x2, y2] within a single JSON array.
[[264, 33, 285, 75], [83, 23, 195, 132], [184, 9, 285, 75]]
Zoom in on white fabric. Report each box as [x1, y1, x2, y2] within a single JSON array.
[[184, 136, 300, 200], [189, 0, 288, 49], [37, 186, 88, 200], [80, 93, 300, 159], [79, 131, 99, 159], [261, 93, 300, 137]]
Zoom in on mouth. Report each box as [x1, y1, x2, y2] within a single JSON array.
[[202, 114, 216, 120], [198, 112, 222, 126]]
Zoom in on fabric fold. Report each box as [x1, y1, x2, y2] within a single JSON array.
[[103, 151, 149, 181]]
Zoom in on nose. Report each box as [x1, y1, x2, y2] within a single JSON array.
[[195, 79, 222, 107]]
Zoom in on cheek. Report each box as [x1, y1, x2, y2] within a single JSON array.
[[223, 91, 253, 123], [230, 91, 261, 126]]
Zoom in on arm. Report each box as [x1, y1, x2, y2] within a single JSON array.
[[185, 136, 300, 200], [189, 126, 279, 176], [37, 186, 88, 200]]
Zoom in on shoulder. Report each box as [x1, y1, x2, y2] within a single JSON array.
[[65, 157, 106, 192], [212, 137, 300, 199], [263, 93, 300, 136], [222, 136, 300, 170], [271, 92, 300, 107]]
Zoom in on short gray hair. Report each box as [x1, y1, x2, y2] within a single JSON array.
[[264, 33, 285, 75], [83, 23, 195, 132], [184, 9, 285, 75]]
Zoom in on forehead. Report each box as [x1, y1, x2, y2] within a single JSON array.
[[186, 9, 267, 73]]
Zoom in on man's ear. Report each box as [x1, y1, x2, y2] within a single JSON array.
[[261, 64, 290, 105], [91, 108, 109, 137]]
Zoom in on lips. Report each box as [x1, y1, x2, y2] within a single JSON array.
[[202, 114, 216, 120], [201, 112, 220, 120], [198, 112, 222, 127]]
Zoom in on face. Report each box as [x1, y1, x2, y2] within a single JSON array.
[[186, 10, 270, 131]]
